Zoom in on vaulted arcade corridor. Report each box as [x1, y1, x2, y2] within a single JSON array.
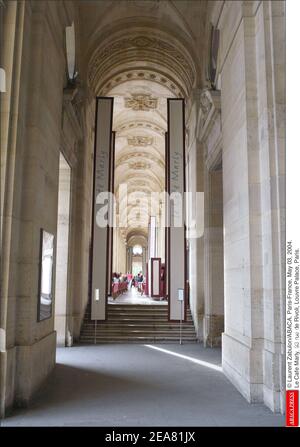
[[1, 0, 286, 426]]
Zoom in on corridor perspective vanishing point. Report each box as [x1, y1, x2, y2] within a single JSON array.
[[0, 0, 286, 427]]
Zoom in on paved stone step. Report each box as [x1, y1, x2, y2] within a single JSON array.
[[84, 314, 193, 323], [83, 324, 194, 328], [84, 315, 193, 324], [79, 337, 198, 343], [81, 327, 194, 332], [81, 331, 196, 336], [105, 310, 193, 314], [84, 318, 193, 326], [107, 307, 191, 312], [82, 324, 194, 329], [107, 305, 170, 309], [85, 306, 192, 313], [80, 302, 197, 344], [79, 338, 197, 345], [85, 310, 192, 315], [104, 312, 192, 321]]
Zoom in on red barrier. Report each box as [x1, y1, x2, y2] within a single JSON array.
[[111, 281, 128, 299]]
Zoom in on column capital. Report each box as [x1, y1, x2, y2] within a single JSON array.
[[196, 88, 221, 142], [242, 1, 261, 17]]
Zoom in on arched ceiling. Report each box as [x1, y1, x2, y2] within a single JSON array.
[[87, 28, 196, 97], [77, 0, 206, 247], [78, 1, 205, 93], [109, 79, 173, 244]]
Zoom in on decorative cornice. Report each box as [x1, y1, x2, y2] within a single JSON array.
[[62, 86, 84, 142], [196, 88, 221, 142], [101, 69, 182, 97], [124, 93, 158, 111], [116, 151, 164, 168], [87, 31, 196, 96], [116, 120, 165, 136], [128, 161, 151, 170], [127, 135, 153, 146]]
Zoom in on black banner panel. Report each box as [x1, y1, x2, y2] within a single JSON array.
[[167, 99, 187, 322], [107, 131, 115, 297], [91, 97, 114, 320]]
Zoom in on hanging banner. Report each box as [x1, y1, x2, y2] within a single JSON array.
[[148, 216, 156, 296], [167, 98, 187, 321], [151, 258, 161, 298], [107, 131, 115, 296], [165, 132, 169, 300], [91, 97, 114, 320]]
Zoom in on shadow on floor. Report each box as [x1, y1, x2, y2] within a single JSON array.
[[2, 344, 285, 427], [5, 362, 165, 419]]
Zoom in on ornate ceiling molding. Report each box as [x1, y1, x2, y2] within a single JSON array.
[[128, 161, 151, 171], [101, 69, 182, 97], [115, 120, 165, 136], [87, 30, 196, 96], [127, 135, 153, 146], [196, 88, 221, 141], [116, 151, 164, 168], [124, 93, 158, 111], [119, 172, 162, 187]]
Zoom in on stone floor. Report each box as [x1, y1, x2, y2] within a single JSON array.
[[108, 287, 167, 305], [1, 344, 285, 427]]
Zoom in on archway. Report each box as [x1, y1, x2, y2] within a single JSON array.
[[87, 21, 198, 316]]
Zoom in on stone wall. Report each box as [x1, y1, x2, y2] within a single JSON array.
[[0, 0, 286, 418], [196, 88, 224, 348], [186, 97, 204, 339], [0, 0, 93, 416], [210, 0, 285, 412], [113, 228, 127, 274]]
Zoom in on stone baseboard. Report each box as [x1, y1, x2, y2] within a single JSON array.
[[15, 331, 56, 407], [262, 346, 285, 413], [222, 332, 263, 403], [222, 332, 285, 413], [0, 347, 17, 418], [203, 314, 224, 347]]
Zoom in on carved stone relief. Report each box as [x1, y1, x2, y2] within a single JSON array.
[[199, 89, 213, 130], [128, 161, 151, 170], [127, 135, 153, 146], [87, 33, 196, 96], [125, 94, 158, 111]]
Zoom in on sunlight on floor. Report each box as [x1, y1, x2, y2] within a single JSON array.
[[144, 344, 223, 372]]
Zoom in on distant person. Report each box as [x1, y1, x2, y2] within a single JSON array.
[[127, 272, 133, 288], [137, 272, 143, 293]]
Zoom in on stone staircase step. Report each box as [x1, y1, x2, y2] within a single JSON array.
[[80, 302, 197, 344]]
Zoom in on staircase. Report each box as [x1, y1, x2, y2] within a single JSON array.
[[79, 303, 198, 344]]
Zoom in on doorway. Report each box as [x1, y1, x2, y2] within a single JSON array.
[[54, 153, 71, 346]]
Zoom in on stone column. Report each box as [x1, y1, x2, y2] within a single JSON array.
[[217, 1, 285, 411], [196, 89, 224, 347], [142, 247, 147, 275], [54, 157, 71, 347], [255, 0, 285, 412], [186, 90, 205, 339], [0, 0, 26, 418], [203, 167, 224, 346], [0, 0, 78, 414], [128, 247, 133, 273]]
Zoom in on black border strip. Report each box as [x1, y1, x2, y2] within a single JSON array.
[[151, 257, 161, 298], [90, 97, 114, 322], [167, 98, 187, 323]]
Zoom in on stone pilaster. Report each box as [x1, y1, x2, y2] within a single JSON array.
[[218, 0, 285, 412], [196, 88, 224, 347]]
